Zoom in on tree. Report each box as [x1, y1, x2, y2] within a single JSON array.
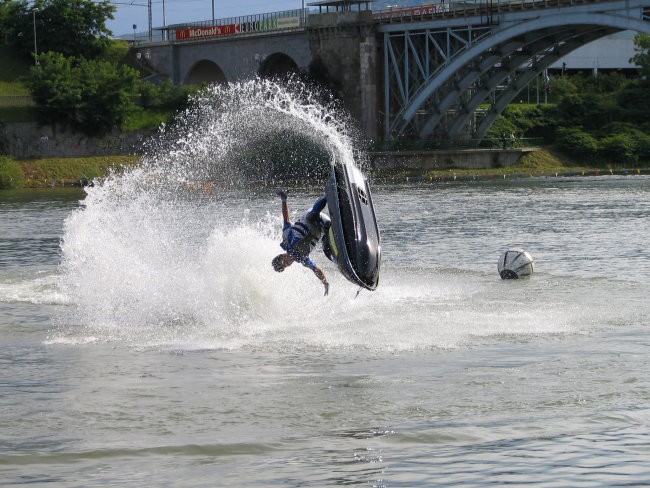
[[598, 133, 638, 164], [617, 83, 650, 126], [0, 0, 114, 61], [557, 93, 619, 131], [26, 52, 140, 136], [631, 33, 650, 80], [555, 127, 598, 161]]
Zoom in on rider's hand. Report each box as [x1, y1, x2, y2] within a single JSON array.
[[275, 188, 287, 202]]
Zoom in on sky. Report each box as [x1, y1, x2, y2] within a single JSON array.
[[107, 0, 314, 36]]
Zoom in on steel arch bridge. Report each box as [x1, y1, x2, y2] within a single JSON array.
[[379, 0, 650, 144]]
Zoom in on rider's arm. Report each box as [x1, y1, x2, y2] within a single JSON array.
[[313, 266, 329, 296], [281, 200, 289, 224], [275, 189, 290, 224], [303, 258, 329, 296]]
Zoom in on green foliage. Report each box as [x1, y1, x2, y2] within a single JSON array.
[[556, 127, 598, 161], [139, 80, 197, 111], [547, 76, 578, 101], [557, 93, 620, 131], [0, 0, 114, 62], [121, 107, 172, 131], [616, 81, 650, 126], [0, 42, 33, 96], [637, 133, 650, 161], [518, 149, 566, 171], [567, 72, 629, 94], [598, 133, 637, 164], [0, 155, 25, 189], [501, 103, 558, 140], [0, 46, 32, 83], [484, 113, 519, 147], [101, 40, 131, 65], [18, 155, 138, 186], [0, 106, 39, 122], [26, 52, 140, 136], [631, 33, 650, 79], [599, 123, 650, 162]]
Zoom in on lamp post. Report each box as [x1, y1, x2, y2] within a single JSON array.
[[133, 24, 137, 43], [32, 8, 38, 66], [162, 0, 166, 41]]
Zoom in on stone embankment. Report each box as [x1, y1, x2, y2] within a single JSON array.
[[369, 148, 536, 171], [2, 122, 152, 159]]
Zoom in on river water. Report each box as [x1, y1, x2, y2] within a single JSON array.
[[2, 81, 650, 486], [2, 175, 649, 487]]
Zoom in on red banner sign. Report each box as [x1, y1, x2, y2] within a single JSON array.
[[174, 16, 301, 41], [176, 23, 240, 40]]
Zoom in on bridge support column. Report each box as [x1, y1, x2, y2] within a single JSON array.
[[308, 12, 380, 142]]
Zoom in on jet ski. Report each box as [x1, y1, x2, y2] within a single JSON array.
[[323, 159, 381, 290]]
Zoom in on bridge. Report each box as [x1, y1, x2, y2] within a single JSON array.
[[138, 0, 650, 144]]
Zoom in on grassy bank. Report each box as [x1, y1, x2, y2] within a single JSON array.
[[2, 148, 648, 190], [0, 155, 140, 189], [373, 149, 650, 182]]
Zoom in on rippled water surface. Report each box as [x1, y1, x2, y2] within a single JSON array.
[[2, 80, 649, 487], [2, 175, 650, 487]]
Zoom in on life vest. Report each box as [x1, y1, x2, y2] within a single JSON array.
[[284, 212, 330, 257]]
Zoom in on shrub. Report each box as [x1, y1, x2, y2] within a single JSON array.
[[555, 127, 598, 161], [598, 133, 637, 164], [616, 82, 650, 126], [26, 52, 140, 136], [637, 134, 650, 162], [0, 155, 25, 189], [557, 93, 619, 131], [485, 116, 519, 148], [139, 79, 197, 111], [548, 76, 578, 102]]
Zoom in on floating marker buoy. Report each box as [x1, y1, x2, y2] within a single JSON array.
[[498, 249, 535, 280]]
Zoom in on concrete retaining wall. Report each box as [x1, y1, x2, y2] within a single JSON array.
[[2, 122, 152, 159], [370, 148, 537, 171]]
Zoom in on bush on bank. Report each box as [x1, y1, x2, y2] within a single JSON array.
[[0, 155, 25, 189], [9, 155, 139, 188]]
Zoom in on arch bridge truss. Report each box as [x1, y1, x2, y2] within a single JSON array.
[[379, 0, 650, 144]]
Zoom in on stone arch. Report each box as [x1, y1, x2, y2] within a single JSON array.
[[258, 52, 300, 80], [184, 60, 227, 85], [392, 13, 650, 141]]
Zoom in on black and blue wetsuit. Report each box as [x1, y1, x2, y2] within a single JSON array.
[[281, 195, 330, 271]]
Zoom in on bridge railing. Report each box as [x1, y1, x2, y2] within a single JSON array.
[[0, 95, 35, 107], [160, 9, 307, 43], [372, 137, 545, 151], [374, 0, 608, 23]]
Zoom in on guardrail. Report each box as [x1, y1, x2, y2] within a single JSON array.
[[372, 137, 545, 151], [0, 95, 35, 107], [163, 9, 306, 43], [374, 0, 608, 23]]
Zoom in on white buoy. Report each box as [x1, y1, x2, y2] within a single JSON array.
[[498, 249, 534, 279]]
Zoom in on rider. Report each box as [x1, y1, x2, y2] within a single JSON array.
[[272, 189, 331, 296]]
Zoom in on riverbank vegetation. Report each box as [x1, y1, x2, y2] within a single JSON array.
[[375, 148, 650, 184], [0, 0, 197, 134], [0, 155, 139, 189], [486, 34, 650, 165], [5, 147, 647, 191]]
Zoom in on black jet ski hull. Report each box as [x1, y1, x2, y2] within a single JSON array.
[[324, 160, 380, 290]]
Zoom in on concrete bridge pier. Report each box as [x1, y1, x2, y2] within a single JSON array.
[[308, 11, 380, 142]]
